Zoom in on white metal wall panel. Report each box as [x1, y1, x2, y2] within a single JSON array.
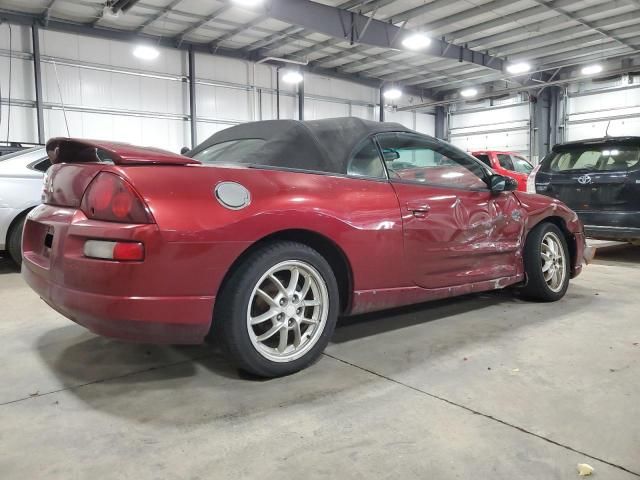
[[566, 84, 640, 141], [304, 98, 350, 120], [1, 24, 38, 143], [415, 113, 435, 136], [386, 110, 415, 130], [0, 105, 38, 143], [449, 101, 530, 156], [350, 105, 375, 121]]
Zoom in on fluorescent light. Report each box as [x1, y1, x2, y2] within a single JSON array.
[[282, 70, 304, 84], [383, 88, 402, 100], [402, 33, 431, 50], [232, 0, 263, 6], [460, 88, 478, 98], [581, 64, 603, 75], [506, 62, 531, 74], [133, 45, 159, 61]]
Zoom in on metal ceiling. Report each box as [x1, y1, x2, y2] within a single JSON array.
[[2, 0, 640, 101]]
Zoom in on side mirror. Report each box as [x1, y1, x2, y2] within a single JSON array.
[[489, 174, 518, 193], [382, 149, 400, 162], [180, 147, 190, 155]]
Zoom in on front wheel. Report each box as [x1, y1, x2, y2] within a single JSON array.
[[216, 241, 339, 377], [520, 222, 570, 302]]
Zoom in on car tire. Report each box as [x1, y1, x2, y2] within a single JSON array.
[[216, 241, 339, 378], [7, 216, 26, 267], [520, 222, 570, 302]]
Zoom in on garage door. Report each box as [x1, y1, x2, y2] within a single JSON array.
[[566, 81, 640, 141], [449, 100, 530, 159]]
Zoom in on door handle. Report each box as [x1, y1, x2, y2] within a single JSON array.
[[406, 202, 431, 218]]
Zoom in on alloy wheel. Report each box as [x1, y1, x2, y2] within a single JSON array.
[[246, 260, 329, 362], [540, 232, 567, 293]]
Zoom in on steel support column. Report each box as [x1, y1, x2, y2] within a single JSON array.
[[434, 106, 446, 140], [32, 24, 45, 144], [298, 76, 305, 121], [188, 47, 197, 148], [379, 87, 385, 122]]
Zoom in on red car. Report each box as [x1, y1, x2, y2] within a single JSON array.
[[471, 150, 534, 191], [22, 118, 590, 377]]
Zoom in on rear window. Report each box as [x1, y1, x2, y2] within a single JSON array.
[[512, 156, 533, 174], [474, 154, 491, 167], [192, 139, 266, 165], [544, 145, 640, 173]]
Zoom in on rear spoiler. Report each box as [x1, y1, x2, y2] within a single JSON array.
[[45, 138, 200, 166]]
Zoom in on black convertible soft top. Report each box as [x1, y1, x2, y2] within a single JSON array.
[[190, 117, 412, 174]]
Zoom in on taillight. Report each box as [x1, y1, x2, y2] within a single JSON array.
[[526, 164, 541, 193], [84, 240, 145, 261], [81, 172, 153, 224]]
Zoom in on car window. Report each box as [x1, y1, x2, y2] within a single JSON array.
[[376, 132, 488, 189], [347, 139, 386, 179], [546, 146, 640, 172], [511, 156, 533, 173], [192, 139, 267, 165], [31, 158, 51, 172], [474, 154, 491, 167], [497, 154, 514, 170]]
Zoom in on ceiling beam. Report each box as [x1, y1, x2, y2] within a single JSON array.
[[173, 4, 231, 45], [528, 0, 640, 52], [0, 9, 390, 91], [136, 0, 183, 32], [255, 0, 505, 72]]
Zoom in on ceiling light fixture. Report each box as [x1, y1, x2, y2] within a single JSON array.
[[282, 70, 304, 84], [581, 64, 603, 75], [383, 88, 402, 100], [506, 62, 531, 74], [460, 88, 478, 98], [402, 33, 431, 50], [133, 45, 160, 61]]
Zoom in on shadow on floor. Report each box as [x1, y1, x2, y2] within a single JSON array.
[[593, 243, 640, 266], [0, 256, 18, 275], [32, 281, 595, 427]]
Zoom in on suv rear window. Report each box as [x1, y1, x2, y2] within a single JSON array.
[[545, 146, 640, 172], [192, 139, 267, 165]]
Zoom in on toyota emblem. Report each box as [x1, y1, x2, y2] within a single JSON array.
[[577, 174, 592, 185]]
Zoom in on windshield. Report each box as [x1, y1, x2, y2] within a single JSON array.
[[512, 156, 533, 173], [192, 139, 267, 165], [544, 145, 640, 173]]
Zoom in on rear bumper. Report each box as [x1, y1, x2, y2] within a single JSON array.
[[20, 204, 247, 345], [23, 264, 213, 344], [584, 225, 640, 241]]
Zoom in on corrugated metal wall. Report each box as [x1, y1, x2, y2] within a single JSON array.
[[0, 23, 435, 152], [448, 96, 531, 159], [566, 77, 640, 141]]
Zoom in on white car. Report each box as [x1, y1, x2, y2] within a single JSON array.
[[0, 147, 49, 265]]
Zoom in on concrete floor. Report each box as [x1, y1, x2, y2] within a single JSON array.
[[0, 244, 638, 479]]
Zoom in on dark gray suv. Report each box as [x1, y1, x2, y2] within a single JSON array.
[[530, 137, 640, 243]]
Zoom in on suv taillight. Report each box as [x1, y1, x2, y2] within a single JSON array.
[[526, 164, 541, 193], [81, 172, 154, 224]]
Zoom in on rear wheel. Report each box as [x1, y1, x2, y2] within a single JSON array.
[[216, 241, 339, 377], [7, 216, 26, 267], [520, 222, 570, 302]]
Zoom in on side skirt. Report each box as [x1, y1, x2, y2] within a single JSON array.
[[349, 274, 525, 315]]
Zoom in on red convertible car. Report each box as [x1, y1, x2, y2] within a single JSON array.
[[23, 118, 590, 377]]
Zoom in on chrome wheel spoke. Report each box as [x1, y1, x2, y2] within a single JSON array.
[[301, 318, 319, 325], [269, 274, 287, 296], [251, 309, 277, 325], [286, 267, 300, 295], [256, 288, 278, 308], [292, 322, 302, 347], [277, 327, 289, 353], [303, 299, 321, 307], [257, 323, 283, 342]]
